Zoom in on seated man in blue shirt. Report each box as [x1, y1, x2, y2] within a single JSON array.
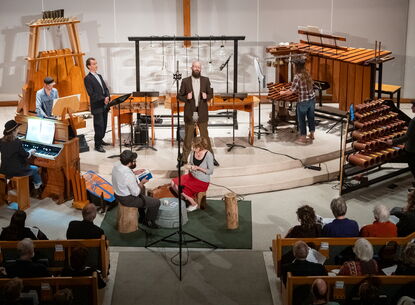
[[322, 197, 359, 237], [36, 76, 59, 118]]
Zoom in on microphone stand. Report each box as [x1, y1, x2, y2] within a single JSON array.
[[220, 54, 233, 119], [145, 60, 217, 281]]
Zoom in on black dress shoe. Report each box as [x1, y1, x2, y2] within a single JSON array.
[[101, 141, 111, 146], [95, 146, 106, 153], [213, 158, 220, 167]]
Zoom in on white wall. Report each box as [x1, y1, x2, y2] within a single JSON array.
[[0, 0, 411, 98], [404, 0, 415, 99]]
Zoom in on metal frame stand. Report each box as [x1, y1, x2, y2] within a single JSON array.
[[145, 60, 217, 281], [254, 78, 270, 139], [133, 91, 158, 152]]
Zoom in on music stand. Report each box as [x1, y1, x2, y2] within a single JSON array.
[[220, 93, 247, 152], [133, 91, 158, 151], [106, 93, 132, 158], [253, 57, 270, 139]]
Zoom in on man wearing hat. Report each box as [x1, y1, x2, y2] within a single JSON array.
[[387, 101, 415, 184], [111, 150, 160, 229], [35, 76, 59, 118], [0, 120, 42, 189]]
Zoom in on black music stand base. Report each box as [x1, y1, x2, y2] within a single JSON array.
[[146, 230, 217, 251], [136, 144, 157, 152], [226, 143, 245, 152]]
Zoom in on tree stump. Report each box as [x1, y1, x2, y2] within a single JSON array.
[[117, 203, 138, 233], [224, 192, 238, 229]]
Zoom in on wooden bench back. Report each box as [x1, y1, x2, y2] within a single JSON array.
[[0, 274, 98, 305], [272, 233, 415, 277], [283, 273, 415, 305], [0, 237, 109, 277]]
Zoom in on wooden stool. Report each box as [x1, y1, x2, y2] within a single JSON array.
[[223, 192, 238, 230], [0, 174, 30, 210], [375, 83, 402, 109], [117, 203, 138, 233], [197, 192, 207, 209]]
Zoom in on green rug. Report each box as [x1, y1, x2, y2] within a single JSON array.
[[100, 200, 252, 249]]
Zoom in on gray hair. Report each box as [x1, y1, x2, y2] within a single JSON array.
[[373, 204, 390, 223], [402, 242, 415, 266], [17, 238, 34, 258], [293, 241, 309, 259], [330, 197, 347, 218], [82, 204, 97, 222], [353, 238, 374, 262]]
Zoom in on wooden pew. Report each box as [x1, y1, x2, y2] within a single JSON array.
[[0, 274, 98, 305], [272, 232, 415, 277], [283, 273, 415, 305], [0, 237, 109, 278]]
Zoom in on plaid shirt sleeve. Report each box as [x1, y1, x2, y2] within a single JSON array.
[[291, 74, 315, 102]]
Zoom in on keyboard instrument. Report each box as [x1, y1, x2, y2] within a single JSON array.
[[22, 140, 63, 160]]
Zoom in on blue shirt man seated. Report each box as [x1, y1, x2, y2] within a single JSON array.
[[36, 76, 58, 118]]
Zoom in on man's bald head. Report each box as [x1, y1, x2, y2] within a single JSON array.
[[191, 61, 201, 78], [82, 204, 97, 222], [311, 279, 328, 302]]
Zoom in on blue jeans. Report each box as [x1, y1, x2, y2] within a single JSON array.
[[29, 165, 42, 185], [297, 98, 316, 136]]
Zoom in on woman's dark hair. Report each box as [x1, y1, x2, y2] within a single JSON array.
[[1, 129, 18, 142], [9, 210, 27, 231], [407, 190, 415, 211], [294, 61, 313, 90], [70, 246, 89, 271], [296, 205, 317, 229]]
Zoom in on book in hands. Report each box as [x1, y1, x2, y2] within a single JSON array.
[[136, 169, 153, 181]]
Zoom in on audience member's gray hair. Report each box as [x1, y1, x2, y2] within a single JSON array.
[[330, 197, 347, 218], [373, 204, 390, 223], [397, 296, 415, 305], [402, 242, 415, 266], [17, 238, 34, 258], [82, 204, 97, 222], [353, 238, 374, 262], [293, 241, 309, 259]]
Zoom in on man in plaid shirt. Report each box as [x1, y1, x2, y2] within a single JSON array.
[[281, 59, 316, 145]]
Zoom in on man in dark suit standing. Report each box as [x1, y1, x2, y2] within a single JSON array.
[[66, 204, 105, 239], [84, 57, 110, 153], [281, 240, 327, 285], [178, 61, 219, 167]]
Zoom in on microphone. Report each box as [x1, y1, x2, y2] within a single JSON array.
[[220, 54, 233, 71]]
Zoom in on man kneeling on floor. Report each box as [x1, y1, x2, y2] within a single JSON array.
[[112, 150, 160, 229]]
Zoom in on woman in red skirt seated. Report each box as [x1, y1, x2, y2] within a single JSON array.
[[171, 137, 214, 212]]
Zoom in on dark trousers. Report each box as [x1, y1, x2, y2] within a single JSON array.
[[93, 108, 109, 148], [115, 194, 160, 222], [407, 151, 415, 181], [182, 121, 213, 162]]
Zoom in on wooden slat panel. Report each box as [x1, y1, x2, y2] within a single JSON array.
[[346, 63, 356, 110], [354, 65, 364, 105], [350, 50, 391, 64], [311, 56, 319, 80], [47, 50, 58, 82], [362, 65, 372, 101], [332, 60, 341, 102], [318, 57, 327, 81], [339, 62, 349, 110], [326, 59, 333, 94]]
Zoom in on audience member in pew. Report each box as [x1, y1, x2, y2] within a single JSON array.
[[286, 205, 322, 238], [0, 119, 42, 190], [358, 278, 381, 305], [66, 204, 105, 239], [171, 137, 214, 212], [338, 238, 379, 276], [61, 246, 106, 289], [282, 240, 328, 285], [309, 279, 340, 305], [322, 197, 359, 237], [395, 190, 415, 237], [0, 210, 48, 241], [54, 288, 73, 305], [2, 278, 23, 305], [112, 150, 161, 228], [5, 238, 50, 278], [397, 296, 415, 305], [394, 242, 415, 275], [360, 204, 397, 238]]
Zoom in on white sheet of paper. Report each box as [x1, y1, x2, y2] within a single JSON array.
[[26, 118, 55, 144], [382, 264, 397, 276], [306, 247, 326, 265]]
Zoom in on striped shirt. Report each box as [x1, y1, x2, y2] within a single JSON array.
[[291, 74, 315, 102]]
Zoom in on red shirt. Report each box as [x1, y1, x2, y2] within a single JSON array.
[[360, 221, 397, 237]]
